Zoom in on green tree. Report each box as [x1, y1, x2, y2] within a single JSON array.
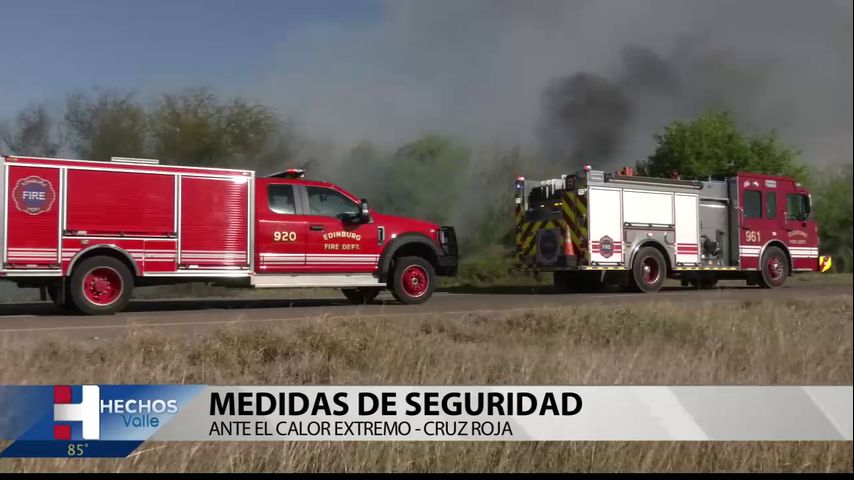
[[149, 88, 278, 168], [639, 111, 807, 180], [0, 103, 61, 157], [460, 146, 530, 252], [332, 141, 395, 209], [65, 90, 148, 160], [385, 134, 471, 225], [812, 166, 853, 272]]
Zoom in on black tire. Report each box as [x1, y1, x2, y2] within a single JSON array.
[[69, 256, 134, 315], [629, 247, 666, 293], [389, 256, 436, 305], [342, 287, 382, 305], [758, 246, 788, 288]]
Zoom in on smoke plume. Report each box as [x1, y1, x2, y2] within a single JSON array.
[[260, 0, 852, 170]]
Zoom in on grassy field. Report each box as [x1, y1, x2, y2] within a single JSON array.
[[1, 295, 851, 473]]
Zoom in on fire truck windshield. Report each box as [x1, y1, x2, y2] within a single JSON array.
[[786, 193, 811, 221], [526, 185, 564, 221]]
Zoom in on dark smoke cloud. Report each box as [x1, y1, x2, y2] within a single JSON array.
[[261, 0, 852, 171], [539, 73, 633, 166]]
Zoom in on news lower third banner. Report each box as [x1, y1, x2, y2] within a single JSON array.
[[0, 385, 851, 458]]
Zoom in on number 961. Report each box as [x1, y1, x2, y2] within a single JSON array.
[[745, 230, 761, 243]]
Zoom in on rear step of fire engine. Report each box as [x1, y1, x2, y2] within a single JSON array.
[[250, 273, 384, 289]]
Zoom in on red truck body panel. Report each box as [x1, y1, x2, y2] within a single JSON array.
[[1, 155, 253, 277], [179, 176, 250, 269], [5, 165, 61, 269], [66, 169, 175, 236]]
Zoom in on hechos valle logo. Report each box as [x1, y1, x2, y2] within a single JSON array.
[[54, 385, 100, 440], [12, 176, 56, 215], [599, 236, 614, 258]]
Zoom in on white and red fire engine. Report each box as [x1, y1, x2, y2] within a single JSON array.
[[0, 155, 458, 314], [514, 166, 832, 292]]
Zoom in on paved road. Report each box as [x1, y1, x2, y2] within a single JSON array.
[[0, 283, 850, 340]]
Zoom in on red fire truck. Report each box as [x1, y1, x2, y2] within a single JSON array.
[[0, 155, 458, 314], [514, 166, 832, 292]]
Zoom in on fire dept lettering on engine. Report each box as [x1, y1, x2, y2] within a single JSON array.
[[12, 176, 57, 215], [323, 231, 362, 251], [788, 230, 808, 245]]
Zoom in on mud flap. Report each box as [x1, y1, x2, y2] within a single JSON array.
[[56, 277, 67, 305]]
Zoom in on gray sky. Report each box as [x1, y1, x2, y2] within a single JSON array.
[[3, 0, 852, 166]]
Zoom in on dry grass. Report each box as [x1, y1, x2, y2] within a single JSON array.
[[1, 296, 851, 473]]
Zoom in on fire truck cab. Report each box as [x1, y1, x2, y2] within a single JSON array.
[[514, 166, 831, 293], [0, 155, 458, 314]]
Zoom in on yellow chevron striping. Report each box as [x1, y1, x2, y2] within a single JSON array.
[[521, 221, 542, 252], [561, 201, 576, 225], [574, 194, 587, 216]]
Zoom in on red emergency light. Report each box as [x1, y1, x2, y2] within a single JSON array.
[[268, 169, 306, 179]]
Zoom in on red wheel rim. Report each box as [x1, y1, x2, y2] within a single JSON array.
[[642, 258, 660, 285], [401, 265, 429, 298], [767, 256, 784, 281], [82, 267, 123, 306]]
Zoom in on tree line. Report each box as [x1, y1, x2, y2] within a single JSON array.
[[1, 91, 850, 271]]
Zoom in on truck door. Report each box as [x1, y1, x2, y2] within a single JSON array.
[[4, 165, 61, 270], [737, 176, 776, 270], [302, 185, 380, 273], [254, 180, 308, 273], [781, 182, 819, 271]]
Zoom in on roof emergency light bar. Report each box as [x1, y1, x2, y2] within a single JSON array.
[[110, 157, 161, 165], [267, 169, 306, 179]]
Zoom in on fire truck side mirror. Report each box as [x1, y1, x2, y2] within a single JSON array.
[[359, 199, 371, 223]]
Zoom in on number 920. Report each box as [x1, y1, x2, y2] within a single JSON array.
[[273, 231, 297, 242]]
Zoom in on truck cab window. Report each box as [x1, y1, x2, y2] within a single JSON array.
[[307, 186, 359, 218], [787, 193, 809, 221], [268, 184, 296, 214], [743, 189, 762, 219], [766, 191, 777, 219]]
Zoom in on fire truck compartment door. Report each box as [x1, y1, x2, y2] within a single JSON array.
[[3, 165, 61, 269], [179, 176, 250, 269], [588, 187, 623, 263], [674, 193, 700, 264], [623, 190, 674, 226]]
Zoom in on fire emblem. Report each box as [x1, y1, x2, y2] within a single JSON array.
[[599, 235, 614, 258], [12, 176, 56, 215]]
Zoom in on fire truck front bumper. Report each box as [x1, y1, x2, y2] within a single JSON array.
[[819, 255, 833, 273], [437, 255, 459, 276], [437, 226, 459, 276]]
